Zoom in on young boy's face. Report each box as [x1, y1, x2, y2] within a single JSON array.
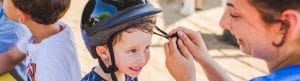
[[113, 28, 152, 77], [2, 0, 19, 22]]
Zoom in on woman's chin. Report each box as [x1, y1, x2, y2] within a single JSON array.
[[240, 45, 251, 55]]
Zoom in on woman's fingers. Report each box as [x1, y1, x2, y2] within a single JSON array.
[[177, 39, 193, 59], [177, 31, 196, 51], [163, 43, 170, 56], [168, 37, 180, 56], [168, 27, 202, 46]]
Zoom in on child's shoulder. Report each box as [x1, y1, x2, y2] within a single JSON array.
[[39, 21, 78, 57], [43, 21, 73, 43], [30, 22, 77, 59]]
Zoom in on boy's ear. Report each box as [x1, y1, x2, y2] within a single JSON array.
[[16, 9, 26, 23], [96, 46, 110, 60]]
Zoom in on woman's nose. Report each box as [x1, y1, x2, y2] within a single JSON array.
[[219, 9, 233, 30]]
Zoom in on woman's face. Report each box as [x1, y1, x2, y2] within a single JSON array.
[[219, 0, 279, 60]]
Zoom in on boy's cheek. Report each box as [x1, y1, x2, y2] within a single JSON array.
[[145, 53, 150, 63]]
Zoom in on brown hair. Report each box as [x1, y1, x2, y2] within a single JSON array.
[[248, 0, 300, 46], [248, 0, 300, 24], [12, 0, 71, 25]]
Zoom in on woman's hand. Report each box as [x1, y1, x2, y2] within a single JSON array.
[[168, 27, 211, 64], [164, 37, 196, 81], [165, 27, 232, 81]]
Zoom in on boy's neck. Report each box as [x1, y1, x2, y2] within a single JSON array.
[[95, 66, 125, 81], [24, 21, 61, 44]]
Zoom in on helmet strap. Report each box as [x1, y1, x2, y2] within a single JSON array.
[[97, 34, 118, 81]]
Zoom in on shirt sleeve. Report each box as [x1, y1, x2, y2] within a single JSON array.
[[16, 35, 29, 54], [0, 7, 23, 53]]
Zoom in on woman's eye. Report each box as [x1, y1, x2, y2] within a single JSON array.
[[230, 14, 240, 18]]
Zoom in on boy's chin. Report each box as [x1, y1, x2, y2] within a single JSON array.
[[126, 72, 140, 78]]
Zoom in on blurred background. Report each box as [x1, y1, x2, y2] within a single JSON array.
[[61, 0, 268, 81]]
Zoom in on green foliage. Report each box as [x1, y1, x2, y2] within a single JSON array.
[[97, 12, 111, 21]]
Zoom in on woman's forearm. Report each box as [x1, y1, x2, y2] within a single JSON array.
[[196, 57, 232, 81]]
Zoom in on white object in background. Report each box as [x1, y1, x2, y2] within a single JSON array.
[[180, 0, 195, 16]]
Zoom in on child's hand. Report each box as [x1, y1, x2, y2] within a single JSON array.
[[164, 37, 196, 81]]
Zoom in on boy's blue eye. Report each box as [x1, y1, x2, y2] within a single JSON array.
[[129, 49, 137, 53], [145, 46, 150, 50]]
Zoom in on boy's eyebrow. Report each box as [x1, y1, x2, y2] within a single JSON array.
[[125, 43, 138, 49], [125, 41, 151, 49]]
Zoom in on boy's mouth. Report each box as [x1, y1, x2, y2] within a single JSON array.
[[129, 67, 142, 72]]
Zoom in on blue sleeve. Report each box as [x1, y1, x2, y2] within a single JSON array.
[[0, 6, 27, 53]]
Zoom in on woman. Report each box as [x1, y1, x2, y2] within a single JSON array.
[[164, 0, 300, 81]]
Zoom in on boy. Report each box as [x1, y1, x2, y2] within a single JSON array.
[[80, 0, 162, 81], [0, 0, 81, 81]]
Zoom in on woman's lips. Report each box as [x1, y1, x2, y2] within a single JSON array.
[[129, 67, 142, 72], [234, 34, 243, 45], [237, 38, 243, 45]]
